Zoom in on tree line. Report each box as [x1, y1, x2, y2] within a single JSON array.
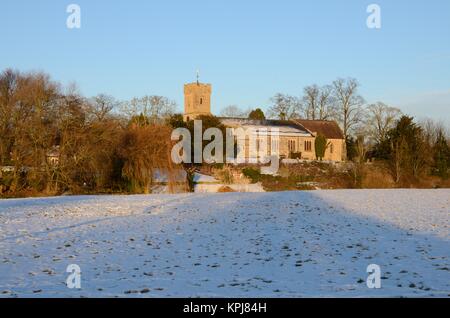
[[223, 77, 392, 142], [1, 69, 449, 196], [220, 77, 450, 185], [0, 69, 176, 196]]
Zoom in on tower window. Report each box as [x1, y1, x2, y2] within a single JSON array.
[[200, 98, 203, 105]]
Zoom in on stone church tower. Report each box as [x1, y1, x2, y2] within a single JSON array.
[[184, 77, 212, 121]]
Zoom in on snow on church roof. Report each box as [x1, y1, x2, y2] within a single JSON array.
[[218, 117, 312, 137]]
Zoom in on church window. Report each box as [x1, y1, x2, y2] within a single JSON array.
[[271, 139, 279, 155], [288, 140, 296, 153], [304, 140, 312, 152]]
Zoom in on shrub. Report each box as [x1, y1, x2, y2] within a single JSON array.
[[119, 123, 175, 194], [242, 167, 261, 183], [215, 165, 234, 184]]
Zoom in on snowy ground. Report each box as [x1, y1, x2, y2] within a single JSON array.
[[0, 190, 449, 298]]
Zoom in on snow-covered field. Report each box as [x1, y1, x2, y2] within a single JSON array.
[[0, 190, 449, 298]]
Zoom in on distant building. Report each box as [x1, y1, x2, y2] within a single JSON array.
[[183, 80, 345, 162]]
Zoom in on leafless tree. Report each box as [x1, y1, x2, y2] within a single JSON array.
[[220, 105, 247, 118], [268, 93, 301, 120], [302, 84, 335, 120], [390, 138, 405, 183], [0, 68, 183, 197], [302, 85, 319, 120], [420, 117, 448, 146], [350, 136, 367, 187], [120, 95, 176, 122], [317, 85, 336, 120], [0, 69, 19, 166], [332, 78, 365, 139], [365, 102, 402, 144], [89, 94, 117, 121], [8, 71, 60, 192]]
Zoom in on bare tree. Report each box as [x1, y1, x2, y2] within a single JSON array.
[[0, 69, 19, 166], [89, 94, 117, 121], [120, 95, 176, 122], [350, 136, 367, 187], [332, 78, 365, 139], [317, 85, 335, 120], [8, 71, 60, 193], [302, 85, 319, 120], [268, 93, 301, 120], [365, 102, 402, 144], [220, 105, 247, 118], [390, 138, 405, 183], [0, 68, 182, 197], [302, 84, 335, 120], [420, 117, 448, 146]]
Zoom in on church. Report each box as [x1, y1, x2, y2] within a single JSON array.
[[183, 80, 345, 162]]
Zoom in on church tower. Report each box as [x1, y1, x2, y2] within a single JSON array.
[[184, 73, 212, 121]]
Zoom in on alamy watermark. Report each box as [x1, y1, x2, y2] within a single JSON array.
[[171, 120, 280, 174], [65, 4, 381, 30], [366, 264, 382, 289], [66, 4, 81, 29], [66, 264, 81, 289], [64, 5, 382, 31], [367, 4, 381, 29]]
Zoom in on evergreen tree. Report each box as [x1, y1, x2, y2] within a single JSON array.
[[248, 108, 266, 120], [315, 134, 328, 161], [346, 136, 358, 161], [375, 116, 429, 182], [166, 113, 187, 129], [433, 130, 450, 179]]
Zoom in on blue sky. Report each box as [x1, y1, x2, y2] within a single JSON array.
[[1, 0, 449, 124]]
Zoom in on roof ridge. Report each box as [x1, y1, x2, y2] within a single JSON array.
[[295, 119, 335, 122]]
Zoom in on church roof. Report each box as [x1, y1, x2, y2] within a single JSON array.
[[293, 119, 344, 139], [218, 117, 312, 136]]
